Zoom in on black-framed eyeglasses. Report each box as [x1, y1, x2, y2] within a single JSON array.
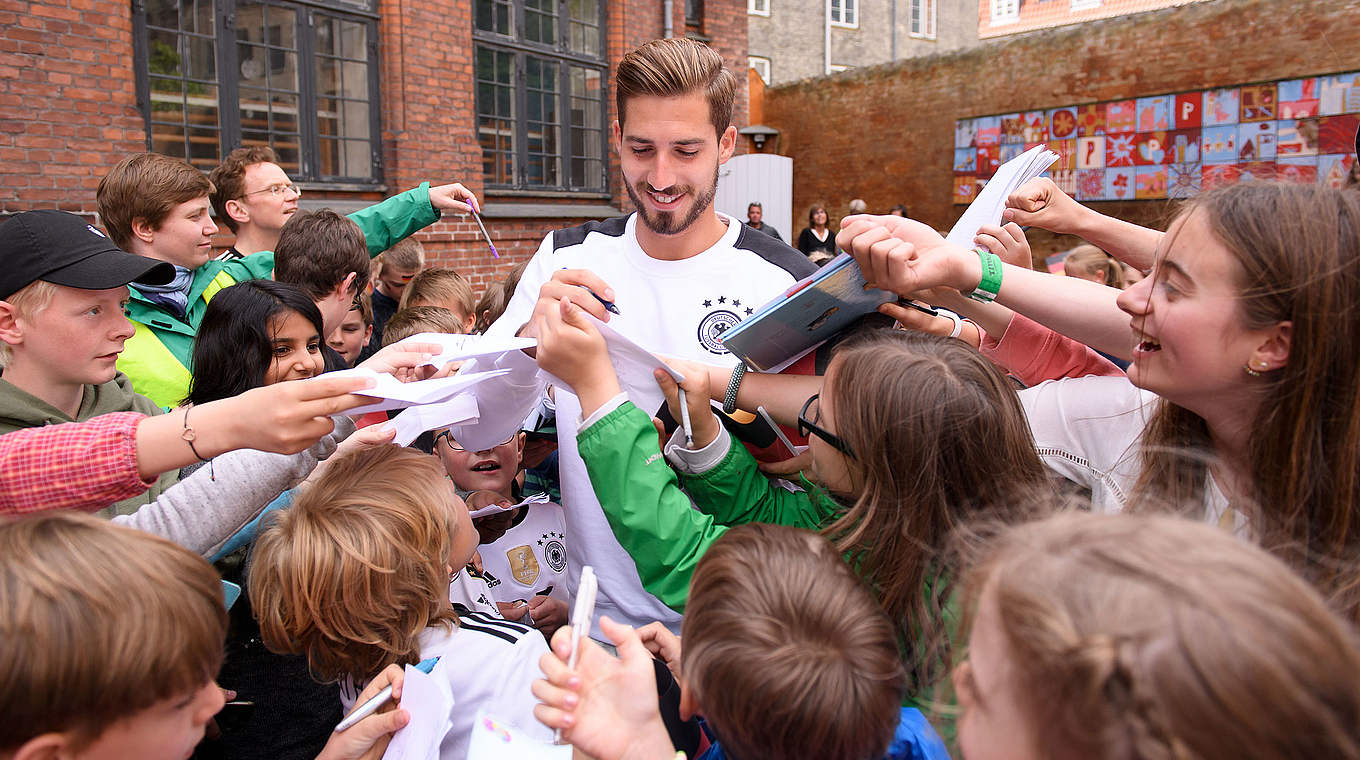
[[433, 429, 516, 453], [242, 182, 300, 199], [798, 394, 855, 459]]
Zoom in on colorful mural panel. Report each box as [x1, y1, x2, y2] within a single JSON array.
[[953, 71, 1360, 203]]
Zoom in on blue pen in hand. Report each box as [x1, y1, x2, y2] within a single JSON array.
[[334, 656, 440, 732]]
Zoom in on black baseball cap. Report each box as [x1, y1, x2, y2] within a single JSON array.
[[0, 210, 175, 300]]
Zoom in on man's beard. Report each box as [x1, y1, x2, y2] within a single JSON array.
[[626, 167, 719, 236]]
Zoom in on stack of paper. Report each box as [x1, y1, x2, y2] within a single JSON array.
[[945, 144, 1059, 248], [387, 393, 480, 447]]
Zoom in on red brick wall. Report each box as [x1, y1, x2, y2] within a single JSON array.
[[0, 0, 143, 218], [765, 0, 1360, 255], [1, 0, 749, 297]]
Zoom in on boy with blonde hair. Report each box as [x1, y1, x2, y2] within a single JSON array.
[[249, 445, 553, 759], [381, 305, 467, 347], [0, 511, 413, 760], [398, 268, 477, 333], [0, 210, 177, 515]]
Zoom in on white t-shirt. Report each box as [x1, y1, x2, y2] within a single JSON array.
[[339, 613, 552, 759], [1020, 374, 1234, 528], [479, 502, 571, 607], [481, 213, 816, 635]]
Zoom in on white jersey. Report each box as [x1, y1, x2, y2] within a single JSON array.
[[339, 612, 552, 759], [479, 502, 570, 606], [448, 565, 502, 618], [484, 212, 815, 635]]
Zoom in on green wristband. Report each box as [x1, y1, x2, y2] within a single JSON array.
[[968, 249, 1003, 303]]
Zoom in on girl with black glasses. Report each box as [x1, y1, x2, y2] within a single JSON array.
[[534, 299, 1052, 719]]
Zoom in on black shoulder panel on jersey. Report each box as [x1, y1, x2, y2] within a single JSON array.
[[734, 223, 818, 280], [551, 214, 630, 251]]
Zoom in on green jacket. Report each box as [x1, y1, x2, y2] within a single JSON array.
[[118, 183, 441, 408], [0, 372, 174, 517], [578, 400, 958, 738], [576, 401, 838, 614]]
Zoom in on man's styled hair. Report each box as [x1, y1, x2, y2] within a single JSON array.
[[747, 201, 762, 210], [208, 146, 280, 232], [0, 512, 226, 753], [377, 238, 426, 273], [0, 280, 58, 368], [615, 37, 736, 138], [398, 267, 476, 321], [249, 445, 460, 684], [382, 305, 466, 347], [273, 210, 369, 301], [96, 153, 215, 249], [683, 524, 906, 760]]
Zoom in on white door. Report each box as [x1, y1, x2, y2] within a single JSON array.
[[716, 153, 794, 244]]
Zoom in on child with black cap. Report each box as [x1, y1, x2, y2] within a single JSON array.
[[0, 210, 177, 516]]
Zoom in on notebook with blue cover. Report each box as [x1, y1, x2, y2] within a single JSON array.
[[718, 253, 893, 371]]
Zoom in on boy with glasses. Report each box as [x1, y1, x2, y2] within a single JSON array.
[[433, 423, 570, 638], [98, 152, 477, 407]]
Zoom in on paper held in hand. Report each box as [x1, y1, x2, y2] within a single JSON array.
[[389, 332, 538, 370], [327, 367, 512, 415], [468, 492, 551, 519], [542, 313, 684, 418], [945, 143, 1060, 248]]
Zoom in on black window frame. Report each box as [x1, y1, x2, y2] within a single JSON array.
[[473, 0, 610, 193], [131, 0, 384, 184]]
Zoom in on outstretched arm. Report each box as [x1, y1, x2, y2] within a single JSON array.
[[837, 214, 1134, 360], [1003, 177, 1162, 272]]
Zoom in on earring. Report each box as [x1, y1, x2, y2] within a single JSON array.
[[1244, 361, 1266, 377]]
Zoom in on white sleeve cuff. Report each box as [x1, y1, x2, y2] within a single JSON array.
[[578, 393, 629, 431], [664, 422, 732, 475]]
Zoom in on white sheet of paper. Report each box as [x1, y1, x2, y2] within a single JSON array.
[[945, 144, 1059, 248], [388, 393, 480, 447], [381, 661, 454, 760], [336, 367, 512, 415], [468, 492, 550, 519], [443, 348, 548, 452], [392, 332, 538, 369], [466, 710, 571, 760], [543, 313, 684, 418]]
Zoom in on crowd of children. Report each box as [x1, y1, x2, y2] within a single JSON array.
[[4, 34, 1360, 760]]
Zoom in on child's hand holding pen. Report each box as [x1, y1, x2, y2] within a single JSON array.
[[532, 298, 622, 418], [653, 360, 722, 451]]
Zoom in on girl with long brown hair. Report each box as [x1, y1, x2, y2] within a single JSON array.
[[838, 181, 1360, 616], [534, 306, 1051, 699]]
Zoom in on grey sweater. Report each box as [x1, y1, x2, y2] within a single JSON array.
[[111, 417, 357, 557]]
